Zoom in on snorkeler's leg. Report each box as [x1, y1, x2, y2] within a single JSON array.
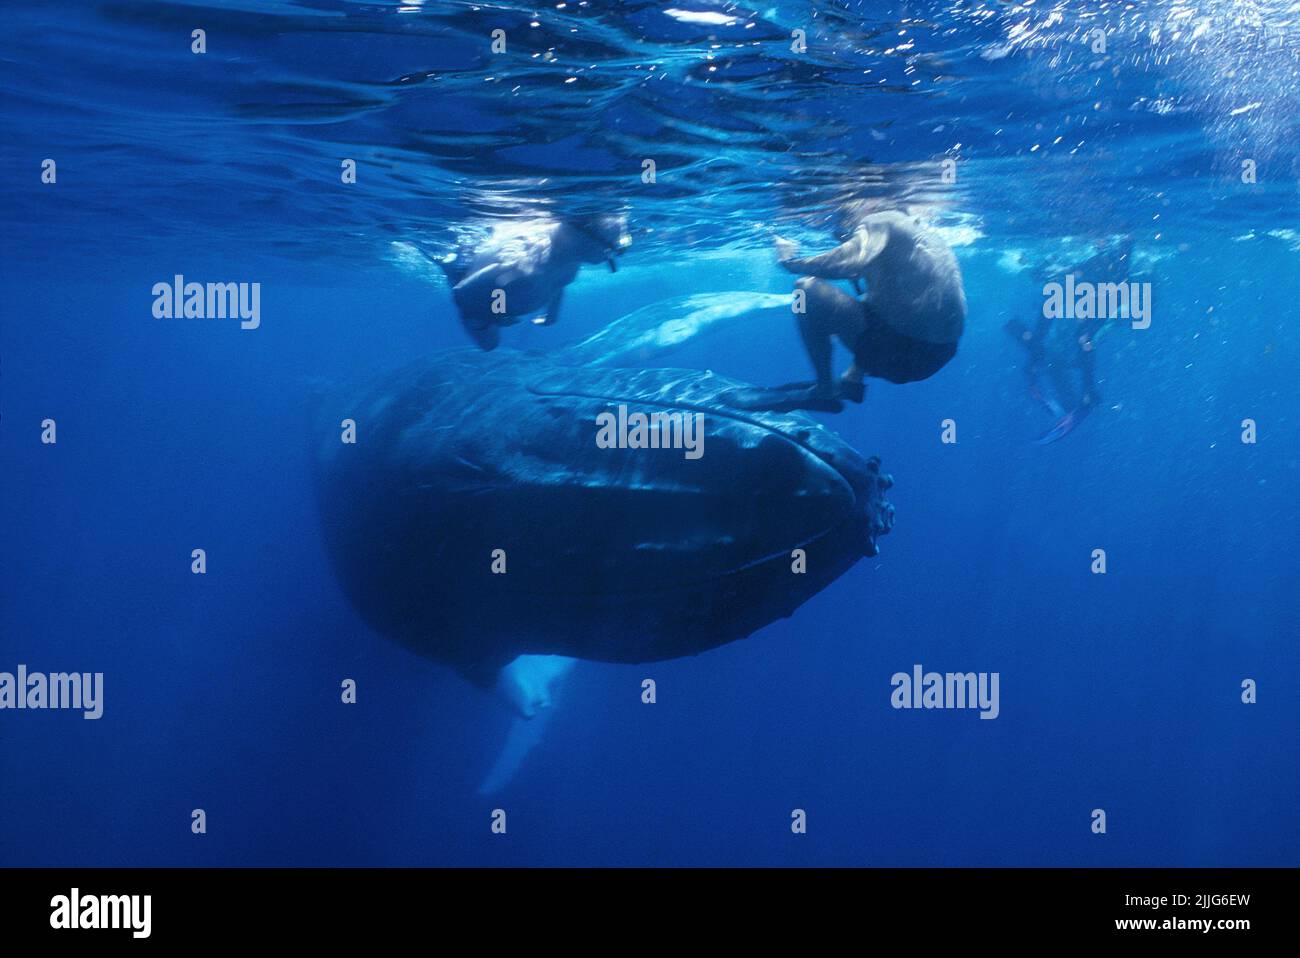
[[720, 279, 862, 413], [1035, 337, 1100, 443], [1008, 314, 1055, 412], [1076, 333, 1099, 408], [835, 298, 885, 404], [837, 365, 867, 404], [796, 303, 835, 398], [795, 277, 864, 393]]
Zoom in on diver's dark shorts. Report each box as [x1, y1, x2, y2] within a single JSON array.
[[853, 321, 958, 384]]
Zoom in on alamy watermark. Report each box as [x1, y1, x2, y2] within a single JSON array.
[[152, 275, 260, 329], [595, 404, 704, 459], [890, 664, 1000, 719], [0, 665, 103, 719], [1042, 273, 1151, 329], [50, 888, 150, 938]]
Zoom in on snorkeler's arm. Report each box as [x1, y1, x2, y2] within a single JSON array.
[[452, 261, 510, 292], [463, 317, 501, 351], [455, 229, 555, 292], [534, 288, 564, 326], [776, 226, 887, 280]]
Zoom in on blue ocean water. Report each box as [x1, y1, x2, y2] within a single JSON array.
[[1, 0, 1297, 866]]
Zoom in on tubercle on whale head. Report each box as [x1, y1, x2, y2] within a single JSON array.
[[859, 455, 896, 557], [784, 425, 894, 558]]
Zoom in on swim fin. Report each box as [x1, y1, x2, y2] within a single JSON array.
[[1029, 382, 1065, 418], [1033, 403, 1092, 444], [721, 381, 844, 414]]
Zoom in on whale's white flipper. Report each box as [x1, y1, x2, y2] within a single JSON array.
[[477, 654, 578, 794], [566, 291, 793, 367], [477, 712, 553, 796], [495, 654, 577, 718]]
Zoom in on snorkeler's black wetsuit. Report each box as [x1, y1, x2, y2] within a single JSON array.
[[850, 316, 958, 385], [723, 309, 959, 413]]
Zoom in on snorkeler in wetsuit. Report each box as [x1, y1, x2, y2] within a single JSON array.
[[436, 213, 631, 351], [728, 209, 967, 413], [1005, 235, 1134, 443]]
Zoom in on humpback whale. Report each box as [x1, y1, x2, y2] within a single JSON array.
[[313, 292, 895, 789]]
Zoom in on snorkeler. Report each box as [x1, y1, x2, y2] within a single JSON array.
[[727, 209, 967, 413], [1005, 235, 1135, 443], [435, 213, 631, 351]]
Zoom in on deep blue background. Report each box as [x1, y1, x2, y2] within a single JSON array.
[[1, 1, 1297, 865]]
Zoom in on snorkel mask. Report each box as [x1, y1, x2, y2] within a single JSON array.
[[572, 213, 631, 271]]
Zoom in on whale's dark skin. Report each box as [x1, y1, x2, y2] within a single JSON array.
[[315, 348, 894, 686]]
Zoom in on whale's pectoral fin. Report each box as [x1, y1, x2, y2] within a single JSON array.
[[494, 654, 576, 717], [478, 713, 555, 795], [476, 655, 579, 794], [563, 291, 795, 367]]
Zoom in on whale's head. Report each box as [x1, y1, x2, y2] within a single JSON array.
[[523, 363, 895, 564], [315, 350, 894, 669]]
